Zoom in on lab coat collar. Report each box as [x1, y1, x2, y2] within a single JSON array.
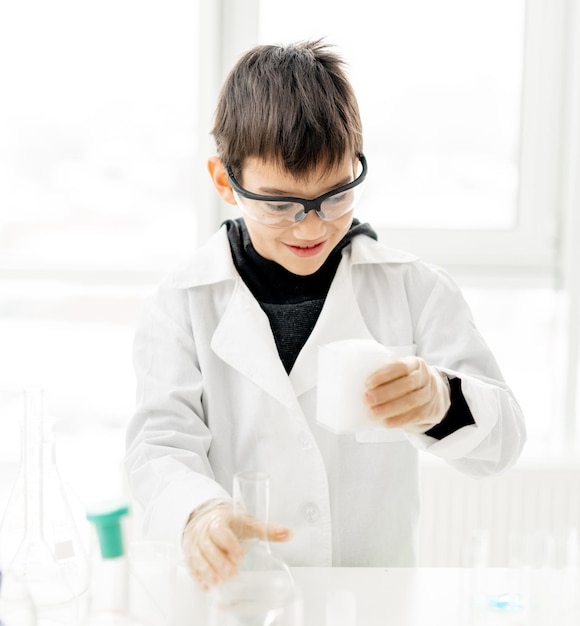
[[167, 229, 303, 407], [208, 247, 377, 410], [169, 226, 419, 407], [211, 278, 300, 409]]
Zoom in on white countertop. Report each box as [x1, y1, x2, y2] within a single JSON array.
[[169, 566, 579, 626]]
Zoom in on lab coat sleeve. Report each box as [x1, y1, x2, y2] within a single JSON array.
[[403, 265, 526, 476], [125, 285, 230, 545]]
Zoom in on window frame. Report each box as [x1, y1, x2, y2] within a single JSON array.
[[369, 0, 568, 281]]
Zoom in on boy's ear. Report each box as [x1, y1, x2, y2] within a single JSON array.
[[207, 156, 236, 205]]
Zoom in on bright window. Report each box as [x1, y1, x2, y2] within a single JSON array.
[[0, 1, 201, 506], [260, 0, 525, 232], [0, 1, 199, 275], [255, 0, 566, 275]]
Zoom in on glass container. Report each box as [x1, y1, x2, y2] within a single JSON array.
[[207, 472, 301, 626], [0, 388, 88, 625]]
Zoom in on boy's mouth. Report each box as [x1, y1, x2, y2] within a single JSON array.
[[285, 241, 326, 257]]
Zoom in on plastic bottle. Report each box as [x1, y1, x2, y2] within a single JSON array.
[[83, 501, 149, 626], [206, 472, 301, 626], [0, 388, 88, 625]]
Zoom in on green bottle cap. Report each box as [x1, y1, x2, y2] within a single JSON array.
[[86, 501, 130, 559]]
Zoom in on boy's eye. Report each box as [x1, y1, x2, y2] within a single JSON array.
[[265, 202, 294, 212], [326, 191, 351, 206], [327, 193, 346, 205]]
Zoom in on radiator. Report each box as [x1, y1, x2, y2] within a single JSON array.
[[418, 460, 580, 568]]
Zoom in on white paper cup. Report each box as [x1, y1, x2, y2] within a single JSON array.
[[316, 338, 399, 434]]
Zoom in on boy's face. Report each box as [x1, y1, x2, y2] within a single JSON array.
[[238, 156, 356, 276]]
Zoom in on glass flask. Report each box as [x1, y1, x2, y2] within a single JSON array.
[[0, 569, 37, 626], [83, 501, 149, 626], [207, 472, 302, 626], [0, 388, 89, 625]]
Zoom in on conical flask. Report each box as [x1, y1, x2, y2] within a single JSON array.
[[0, 388, 89, 624], [207, 472, 301, 626]]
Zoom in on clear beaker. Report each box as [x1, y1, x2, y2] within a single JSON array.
[[0, 388, 89, 625], [207, 472, 301, 626]]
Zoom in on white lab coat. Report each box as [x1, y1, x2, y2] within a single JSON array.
[[125, 226, 525, 567]]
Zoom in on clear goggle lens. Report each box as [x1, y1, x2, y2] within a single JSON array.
[[234, 183, 364, 228]]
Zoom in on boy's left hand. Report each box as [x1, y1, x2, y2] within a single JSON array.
[[364, 357, 451, 433]]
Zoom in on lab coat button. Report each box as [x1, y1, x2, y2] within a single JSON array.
[[298, 432, 313, 451], [303, 502, 320, 523]]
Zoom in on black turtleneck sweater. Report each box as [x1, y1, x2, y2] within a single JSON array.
[[224, 217, 474, 439]]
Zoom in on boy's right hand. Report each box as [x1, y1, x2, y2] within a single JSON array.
[[182, 500, 292, 590]]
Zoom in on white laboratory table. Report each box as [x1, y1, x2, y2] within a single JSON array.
[[172, 566, 580, 626]]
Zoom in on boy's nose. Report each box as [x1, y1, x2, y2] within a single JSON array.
[[292, 209, 325, 237]]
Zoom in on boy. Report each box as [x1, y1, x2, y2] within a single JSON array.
[[125, 40, 525, 589]]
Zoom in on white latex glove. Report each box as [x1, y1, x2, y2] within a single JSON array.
[[364, 357, 451, 434], [182, 499, 292, 589]]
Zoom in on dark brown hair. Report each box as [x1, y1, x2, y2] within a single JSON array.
[[211, 39, 363, 180]]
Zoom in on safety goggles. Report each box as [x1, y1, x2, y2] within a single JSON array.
[[225, 153, 367, 228]]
